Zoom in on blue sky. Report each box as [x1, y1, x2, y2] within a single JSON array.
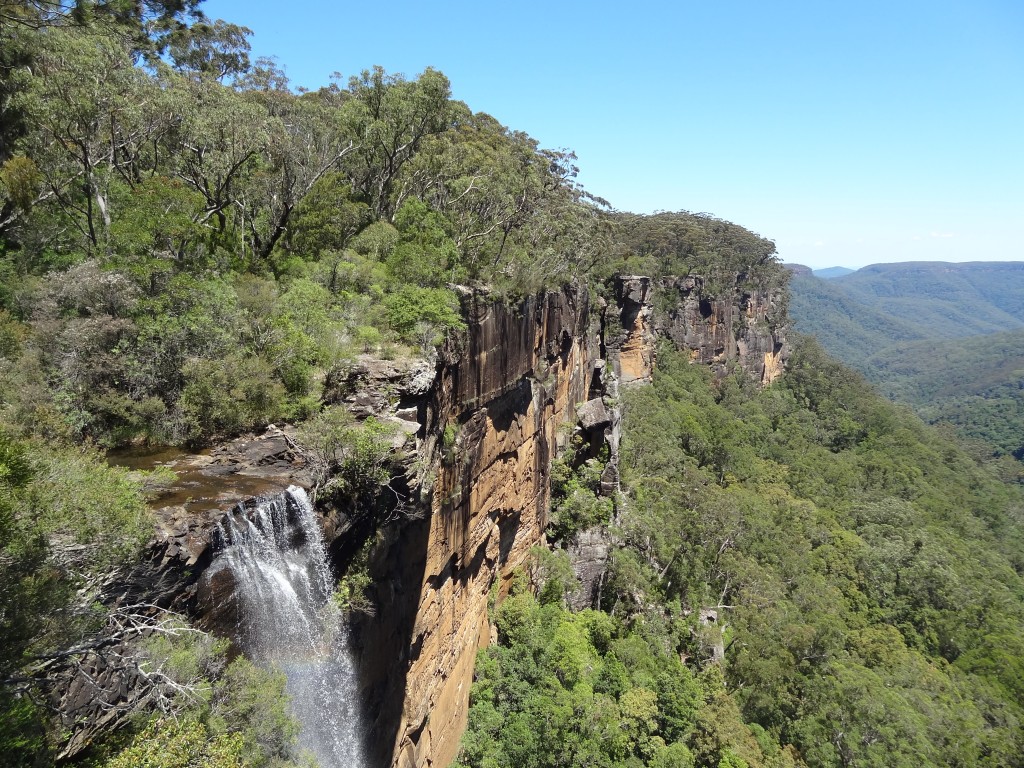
[[202, 0, 1023, 270]]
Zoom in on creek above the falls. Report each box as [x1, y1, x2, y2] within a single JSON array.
[[206, 487, 366, 767]]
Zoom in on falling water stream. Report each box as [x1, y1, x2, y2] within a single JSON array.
[[208, 486, 366, 767]]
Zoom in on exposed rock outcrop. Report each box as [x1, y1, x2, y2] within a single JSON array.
[[105, 426, 313, 614], [566, 525, 613, 612], [608, 275, 657, 385], [608, 273, 788, 386], [357, 284, 600, 768], [656, 274, 787, 384], [361, 269, 787, 768]]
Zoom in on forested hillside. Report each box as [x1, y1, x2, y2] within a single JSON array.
[[787, 273, 928, 362], [0, 4, 623, 453], [456, 341, 1024, 768], [826, 262, 1024, 338], [789, 264, 1024, 463], [864, 329, 1024, 461]]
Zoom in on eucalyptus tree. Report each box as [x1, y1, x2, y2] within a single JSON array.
[[165, 73, 270, 257], [20, 26, 149, 252], [341, 66, 453, 221], [234, 78, 358, 268], [166, 17, 252, 82]]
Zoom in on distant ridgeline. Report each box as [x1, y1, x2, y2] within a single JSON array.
[[788, 261, 1024, 463]]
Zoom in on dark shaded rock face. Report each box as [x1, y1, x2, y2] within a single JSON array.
[[566, 525, 613, 611], [657, 275, 788, 383]]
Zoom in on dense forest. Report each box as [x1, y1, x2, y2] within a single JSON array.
[[456, 342, 1024, 768], [789, 267, 1024, 466], [2, 2, 1024, 768], [863, 330, 1024, 463]]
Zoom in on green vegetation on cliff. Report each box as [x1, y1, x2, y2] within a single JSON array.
[[0, 2, 776, 762], [456, 339, 1024, 768], [0, 2, 613, 451]]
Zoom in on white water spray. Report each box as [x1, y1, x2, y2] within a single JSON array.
[[209, 486, 366, 767]]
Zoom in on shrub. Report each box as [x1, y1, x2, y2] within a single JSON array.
[[177, 354, 285, 443], [382, 285, 463, 343]]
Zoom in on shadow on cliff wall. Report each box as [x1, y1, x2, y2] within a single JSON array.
[[352, 510, 431, 768]]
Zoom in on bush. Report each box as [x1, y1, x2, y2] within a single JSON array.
[[299, 409, 398, 500], [177, 354, 285, 443], [382, 285, 463, 343]]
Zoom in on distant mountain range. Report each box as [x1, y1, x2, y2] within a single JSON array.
[[787, 261, 1024, 461], [812, 266, 854, 279]]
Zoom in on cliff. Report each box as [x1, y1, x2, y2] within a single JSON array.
[[610, 275, 787, 386], [354, 285, 598, 767], [357, 272, 787, 768], [61, 270, 786, 767]]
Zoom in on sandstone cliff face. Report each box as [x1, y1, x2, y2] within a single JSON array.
[[356, 285, 600, 768], [611, 274, 788, 386], [608, 275, 657, 386], [657, 274, 788, 384], [363, 271, 787, 768]]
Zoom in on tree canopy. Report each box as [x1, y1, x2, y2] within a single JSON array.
[[457, 339, 1024, 768]]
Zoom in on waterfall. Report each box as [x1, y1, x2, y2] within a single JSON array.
[[209, 486, 366, 767]]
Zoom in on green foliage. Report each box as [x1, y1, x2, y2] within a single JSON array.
[[530, 547, 578, 606], [291, 173, 372, 258], [611, 341, 1024, 767], [350, 221, 400, 261], [611, 211, 780, 292], [0, 431, 160, 764], [455, 591, 744, 768], [389, 198, 461, 286], [0, 434, 151, 674], [462, 338, 1024, 768], [298, 408, 399, 501], [789, 266, 1024, 462], [94, 654, 305, 768], [100, 719, 246, 768], [0, 694, 48, 768], [77, 621, 308, 768], [177, 353, 285, 443], [382, 284, 465, 345], [208, 658, 300, 767], [548, 449, 614, 542], [108, 176, 206, 266]]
